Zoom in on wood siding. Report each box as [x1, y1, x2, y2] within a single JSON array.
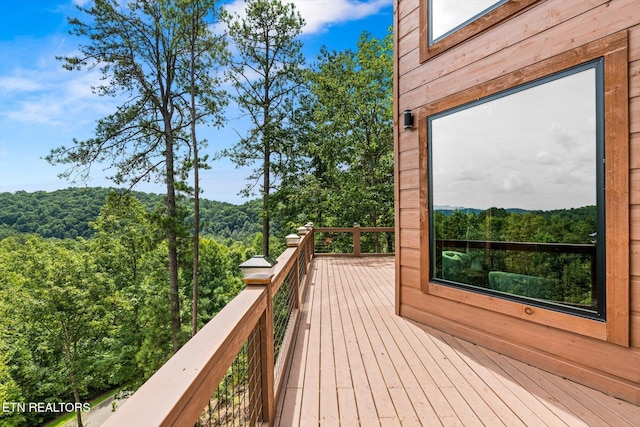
[[395, 0, 640, 404]]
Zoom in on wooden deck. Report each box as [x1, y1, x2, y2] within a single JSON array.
[[275, 256, 640, 426]]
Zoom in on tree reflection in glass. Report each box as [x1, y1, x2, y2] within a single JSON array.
[[428, 61, 603, 316]]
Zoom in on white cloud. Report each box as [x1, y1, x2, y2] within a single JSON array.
[[455, 169, 488, 182], [536, 151, 559, 165], [0, 76, 43, 93], [294, 0, 391, 33], [500, 171, 531, 193], [223, 0, 392, 34], [1, 66, 109, 127], [0, 36, 116, 129]]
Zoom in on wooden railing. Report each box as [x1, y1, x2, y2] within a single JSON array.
[[103, 229, 314, 426], [313, 225, 395, 256], [103, 226, 390, 426], [436, 239, 596, 255]]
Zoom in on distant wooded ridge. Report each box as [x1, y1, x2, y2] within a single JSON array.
[[435, 206, 528, 216], [0, 187, 261, 241], [434, 205, 595, 218], [433, 205, 597, 246]]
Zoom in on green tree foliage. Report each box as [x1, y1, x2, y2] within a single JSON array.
[[0, 343, 26, 426], [275, 29, 394, 230], [89, 193, 161, 384], [437, 206, 596, 244], [0, 188, 135, 239], [198, 198, 262, 241], [0, 191, 258, 425], [0, 236, 114, 426], [180, 237, 249, 328], [221, 0, 306, 257]]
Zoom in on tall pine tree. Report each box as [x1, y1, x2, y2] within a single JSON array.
[[47, 0, 228, 350], [221, 0, 305, 257]]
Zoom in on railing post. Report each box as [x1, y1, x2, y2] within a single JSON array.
[[248, 322, 260, 426], [292, 249, 301, 311], [261, 283, 275, 425], [308, 227, 315, 259], [353, 223, 361, 256], [296, 230, 312, 311], [243, 276, 275, 426]]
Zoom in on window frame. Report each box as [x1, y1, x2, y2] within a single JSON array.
[[418, 32, 630, 346], [427, 59, 606, 320], [420, 0, 540, 62]]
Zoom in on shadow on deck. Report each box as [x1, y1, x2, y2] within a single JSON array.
[[276, 257, 640, 426]]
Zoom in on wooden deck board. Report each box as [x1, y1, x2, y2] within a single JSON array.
[[320, 257, 340, 424], [337, 258, 397, 420], [334, 261, 380, 425], [276, 257, 640, 426]]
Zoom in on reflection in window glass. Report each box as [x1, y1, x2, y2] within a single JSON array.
[[428, 60, 604, 317], [430, 0, 507, 43]]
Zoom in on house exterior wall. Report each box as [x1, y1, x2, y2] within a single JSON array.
[[394, 0, 640, 404]]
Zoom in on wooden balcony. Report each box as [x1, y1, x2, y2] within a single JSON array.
[[276, 256, 640, 426], [104, 228, 640, 426]]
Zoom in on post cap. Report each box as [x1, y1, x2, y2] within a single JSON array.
[[239, 255, 277, 284], [285, 234, 301, 247]]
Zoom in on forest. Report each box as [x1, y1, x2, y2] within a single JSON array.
[[0, 1, 394, 425], [0, 187, 263, 242], [0, 191, 261, 426]]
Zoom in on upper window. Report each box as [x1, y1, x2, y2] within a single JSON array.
[[429, 0, 508, 45], [428, 60, 605, 319], [420, 0, 540, 61]]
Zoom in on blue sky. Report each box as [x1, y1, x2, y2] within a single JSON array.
[[0, 0, 393, 204]]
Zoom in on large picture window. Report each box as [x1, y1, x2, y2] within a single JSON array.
[[428, 60, 605, 319], [419, 31, 628, 344]]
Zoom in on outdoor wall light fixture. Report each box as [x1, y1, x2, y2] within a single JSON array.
[[403, 109, 414, 129]]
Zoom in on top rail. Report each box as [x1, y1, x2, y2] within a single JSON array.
[[313, 225, 395, 256], [314, 226, 395, 233], [436, 239, 595, 255]]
